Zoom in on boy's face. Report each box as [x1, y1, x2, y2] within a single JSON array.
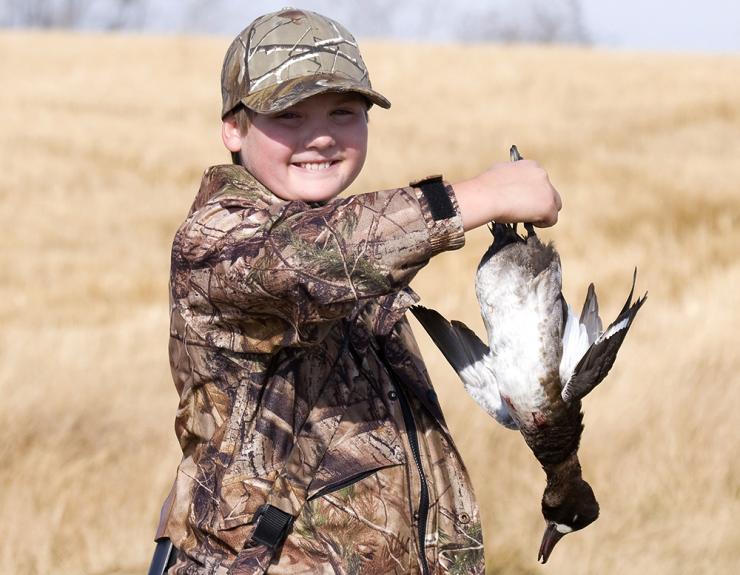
[[224, 92, 369, 202]]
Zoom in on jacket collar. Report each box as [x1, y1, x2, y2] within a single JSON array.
[[190, 164, 284, 215]]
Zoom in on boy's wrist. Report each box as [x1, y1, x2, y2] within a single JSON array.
[[411, 176, 465, 255], [452, 177, 495, 231]]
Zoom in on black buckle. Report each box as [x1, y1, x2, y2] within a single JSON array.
[[249, 504, 294, 549]]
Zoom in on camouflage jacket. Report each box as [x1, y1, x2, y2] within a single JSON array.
[[159, 165, 485, 574]]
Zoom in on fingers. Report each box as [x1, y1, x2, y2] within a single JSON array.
[[535, 180, 561, 228], [532, 211, 559, 228], [523, 162, 561, 227]]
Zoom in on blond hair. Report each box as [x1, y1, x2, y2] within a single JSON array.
[[226, 105, 255, 165]]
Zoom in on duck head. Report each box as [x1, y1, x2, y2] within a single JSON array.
[[538, 476, 600, 563]]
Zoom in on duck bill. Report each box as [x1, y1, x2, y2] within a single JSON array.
[[538, 523, 566, 564]]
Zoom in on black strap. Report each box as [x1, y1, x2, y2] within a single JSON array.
[[249, 505, 294, 549], [147, 538, 177, 575], [411, 175, 455, 221]]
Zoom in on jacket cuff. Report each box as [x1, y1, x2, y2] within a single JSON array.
[[410, 175, 465, 255]]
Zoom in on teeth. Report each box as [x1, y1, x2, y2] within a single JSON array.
[[299, 162, 332, 171]]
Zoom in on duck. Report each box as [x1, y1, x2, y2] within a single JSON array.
[[411, 154, 646, 562]]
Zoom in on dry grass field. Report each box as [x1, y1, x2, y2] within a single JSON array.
[[1, 30, 739, 575]]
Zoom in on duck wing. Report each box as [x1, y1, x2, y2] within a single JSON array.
[[561, 269, 647, 403], [411, 305, 518, 429]]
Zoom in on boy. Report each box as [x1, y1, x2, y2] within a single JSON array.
[[152, 8, 560, 575]]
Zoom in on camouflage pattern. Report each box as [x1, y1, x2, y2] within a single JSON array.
[[159, 164, 485, 574], [221, 8, 390, 117]]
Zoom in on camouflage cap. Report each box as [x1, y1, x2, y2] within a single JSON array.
[[221, 8, 391, 118]]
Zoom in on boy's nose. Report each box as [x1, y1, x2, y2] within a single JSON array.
[[303, 125, 336, 150]]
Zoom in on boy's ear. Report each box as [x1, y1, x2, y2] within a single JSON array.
[[221, 116, 243, 153]]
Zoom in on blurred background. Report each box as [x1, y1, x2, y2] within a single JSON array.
[[1, 1, 738, 574], [2, 0, 740, 52]]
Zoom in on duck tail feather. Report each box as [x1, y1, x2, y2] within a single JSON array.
[[618, 268, 638, 317], [579, 283, 603, 345], [561, 275, 647, 403]]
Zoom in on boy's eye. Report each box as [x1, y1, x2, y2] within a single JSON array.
[[273, 111, 301, 121], [331, 107, 363, 121]]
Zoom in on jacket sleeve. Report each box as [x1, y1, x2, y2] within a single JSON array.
[[171, 176, 464, 348]]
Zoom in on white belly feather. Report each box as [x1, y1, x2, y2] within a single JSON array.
[[476, 263, 558, 417]]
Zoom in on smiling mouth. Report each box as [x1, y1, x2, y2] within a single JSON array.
[[294, 161, 337, 171]]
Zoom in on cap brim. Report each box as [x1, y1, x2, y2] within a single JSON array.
[[241, 75, 391, 114]]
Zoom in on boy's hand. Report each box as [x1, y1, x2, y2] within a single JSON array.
[[453, 160, 562, 232]]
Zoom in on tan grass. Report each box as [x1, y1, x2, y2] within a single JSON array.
[[1, 31, 738, 574]]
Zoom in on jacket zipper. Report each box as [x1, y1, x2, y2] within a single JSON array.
[[394, 382, 431, 575]]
